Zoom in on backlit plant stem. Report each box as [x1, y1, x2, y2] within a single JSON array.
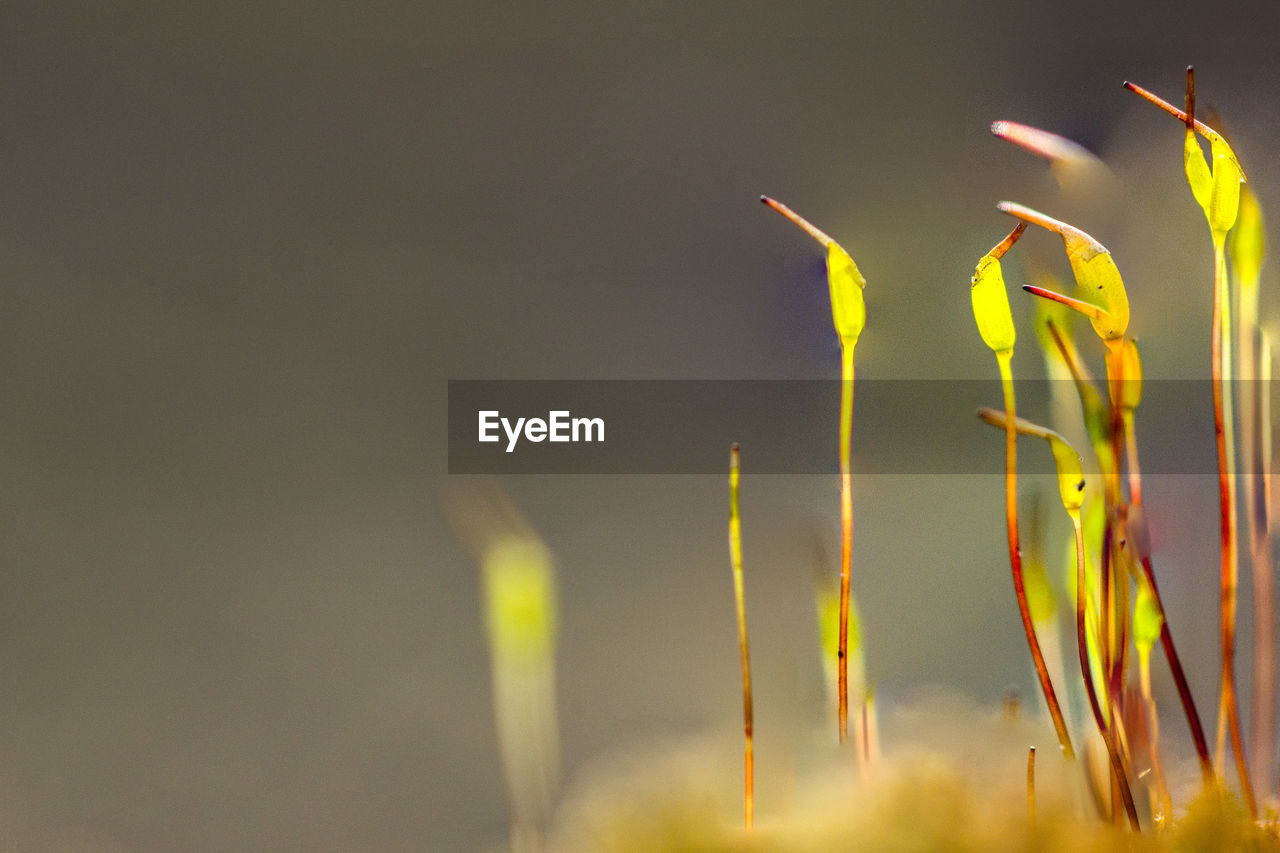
[[997, 351, 1075, 759], [1231, 184, 1273, 797], [1212, 233, 1254, 813], [761, 195, 867, 745], [838, 346, 856, 747], [1048, 320, 1213, 778], [1027, 746, 1036, 824], [1126, 70, 1255, 813], [1073, 512, 1140, 830], [728, 444, 754, 828], [1138, 636, 1174, 826]]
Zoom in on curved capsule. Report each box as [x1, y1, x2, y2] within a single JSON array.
[[975, 409, 1086, 513], [971, 253, 1016, 353], [484, 536, 558, 664], [1047, 435, 1086, 514], [971, 223, 1025, 354], [1230, 184, 1265, 290], [1184, 127, 1213, 211], [999, 202, 1129, 342], [1129, 77, 1244, 239], [827, 242, 867, 348], [760, 196, 866, 348], [1134, 574, 1164, 653], [1208, 136, 1243, 238]]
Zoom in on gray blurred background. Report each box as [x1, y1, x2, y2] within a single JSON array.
[[3, 2, 1280, 849]]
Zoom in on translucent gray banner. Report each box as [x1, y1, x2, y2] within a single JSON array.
[[447, 380, 1268, 475]]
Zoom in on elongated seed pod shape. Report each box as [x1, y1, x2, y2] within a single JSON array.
[[1135, 575, 1164, 655], [1230, 183, 1265, 291], [827, 243, 867, 348], [1000, 202, 1129, 342], [1186, 129, 1243, 239], [759, 196, 866, 348], [977, 408, 1085, 514], [1048, 435, 1086, 514], [971, 252, 1016, 353]]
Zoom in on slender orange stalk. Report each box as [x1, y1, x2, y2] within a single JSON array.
[[1147, 67, 1258, 815], [761, 195, 866, 744], [1027, 746, 1036, 824], [1109, 339, 1215, 781], [972, 222, 1074, 759], [1074, 512, 1141, 830], [996, 350, 1074, 759], [1135, 585, 1174, 827], [728, 444, 753, 828], [838, 347, 856, 745], [1213, 231, 1254, 814], [1037, 249, 1215, 781]]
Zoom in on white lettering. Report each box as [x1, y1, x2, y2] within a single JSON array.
[[478, 411, 500, 442], [573, 416, 604, 442], [502, 417, 525, 453], [549, 410, 570, 442], [481, 410, 604, 452]]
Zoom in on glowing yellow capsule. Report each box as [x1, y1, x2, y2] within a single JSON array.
[[1230, 183, 1265, 290], [1063, 244, 1129, 342], [483, 536, 557, 664], [1134, 574, 1163, 653], [976, 407, 1085, 514], [1208, 135, 1242, 238], [827, 242, 867, 347], [761, 196, 867, 349], [1000, 202, 1129, 342], [1048, 435, 1086, 514], [1024, 557, 1057, 625], [1184, 127, 1213, 211], [971, 252, 1016, 354]]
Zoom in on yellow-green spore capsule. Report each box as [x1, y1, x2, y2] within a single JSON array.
[[999, 202, 1128, 342], [1230, 183, 1265, 290], [1185, 127, 1214, 211], [1048, 436, 1086, 514], [1208, 136, 1242, 238], [1063, 243, 1129, 342], [827, 242, 867, 347], [1134, 575, 1164, 654], [483, 537, 557, 665], [971, 254, 1015, 353], [1024, 557, 1057, 626]]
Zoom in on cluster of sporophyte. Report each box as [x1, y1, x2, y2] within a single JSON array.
[[463, 69, 1280, 851]]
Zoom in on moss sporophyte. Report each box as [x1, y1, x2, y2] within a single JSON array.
[[460, 70, 1280, 849]]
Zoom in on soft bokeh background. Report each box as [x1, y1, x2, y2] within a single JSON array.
[[3, 2, 1280, 849]]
